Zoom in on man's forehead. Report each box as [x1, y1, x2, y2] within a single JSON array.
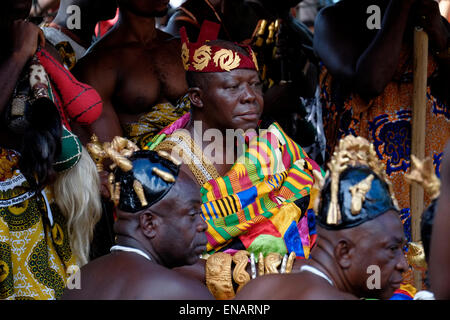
[[359, 211, 405, 243]]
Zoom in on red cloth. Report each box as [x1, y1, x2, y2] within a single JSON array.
[[180, 20, 258, 72], [95, 8, 119, 38], [36, 49, 103, 129]]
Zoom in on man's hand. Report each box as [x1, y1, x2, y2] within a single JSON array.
[[11, 20, 46, 61], [412, 0, 449, 51]]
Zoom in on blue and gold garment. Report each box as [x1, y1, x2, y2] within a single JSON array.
[[319, 44, 449, 219], [319, 44, 449, 289], [0, 148, 76, 300]]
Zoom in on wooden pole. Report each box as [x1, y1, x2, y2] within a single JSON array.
[[410, 27, 428, 291]]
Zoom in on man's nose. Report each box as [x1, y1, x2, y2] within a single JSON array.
[[241, 83, 257, 103], [397, 252, 409, 273], [197, 216, 208, 232]]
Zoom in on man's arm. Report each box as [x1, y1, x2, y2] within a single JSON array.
[[71, 54, 123, 144], [429, 141, 450, 299], [314, 0, 414, 98], [1, 20, 45, 115]]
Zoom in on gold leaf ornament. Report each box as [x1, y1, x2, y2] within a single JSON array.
[[181, 42, 190, 70], [251, 50, 259, 71], [213, 49, 241, 72], [193, 45, 212, 71]]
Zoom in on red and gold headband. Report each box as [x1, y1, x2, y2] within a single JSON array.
[[180, 20, 259, 73]]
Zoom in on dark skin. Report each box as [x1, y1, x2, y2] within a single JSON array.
[[187, 68, 264, 176], [72, 0, 188, 145], [314, 0, 450, 100], [61, 170, 213, 300], [0, 0, 62, 150], [50, 0, 118, 49], [235, 210, 409, 300], [429, 141, 450, 299]]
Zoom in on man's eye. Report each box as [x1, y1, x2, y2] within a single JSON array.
[[226, 84, 239, 89]]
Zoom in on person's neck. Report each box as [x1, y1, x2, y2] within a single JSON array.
[[52, 6, 95, 49], [308, 238, 354, 294], [186, 114, 236, 174], [115, 235, 160, 264], [116, 9, 157, 45]]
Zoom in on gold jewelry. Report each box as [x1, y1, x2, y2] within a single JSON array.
[[349, 174, 374, 215], [133, 180, 148, 207], [232, 250, 251, 293], [285, 251, 296, 273], [205, 252, 235, 300], [264, 252, 282, 274]]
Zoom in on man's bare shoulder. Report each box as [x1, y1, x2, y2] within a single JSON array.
[[136, 263, 213, 300], [235, 273, 358, 300]]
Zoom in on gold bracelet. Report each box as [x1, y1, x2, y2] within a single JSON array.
[[205, 252, 235, 300]]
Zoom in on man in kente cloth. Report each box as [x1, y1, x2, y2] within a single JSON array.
[[234, 135, 412, 300], [145, 20, 324, 299], [61, 140, 213, 300]]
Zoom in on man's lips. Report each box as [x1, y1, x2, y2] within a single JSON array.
[[235, 111, 260, 121], [390, 280, 402, 289]]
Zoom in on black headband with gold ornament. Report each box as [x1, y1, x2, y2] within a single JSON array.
[[87, 135, 181, 213], [316, 135, 400, 230]]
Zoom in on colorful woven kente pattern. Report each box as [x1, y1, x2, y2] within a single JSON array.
[[199, 122, 324, 256], [0, 148, 76, 300]]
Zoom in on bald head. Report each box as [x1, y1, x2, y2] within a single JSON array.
[[316, 210, 408, 299], [114, 170, 207, 268]]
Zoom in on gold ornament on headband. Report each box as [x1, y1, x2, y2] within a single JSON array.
[[213, 49, 241, 72], [349, 174, 374, 215], [326, 135, 396, 225], [193, 45, 212, 71], [133, 180, 148, 207], [405, 155, 441, 200], [157, 150, 182, 166], [251, 51, 259, 72], [152, 167, 176, 183], [181, 42, 190, 70], [103, 137, 140, 172], [232, 250, 250, 293]]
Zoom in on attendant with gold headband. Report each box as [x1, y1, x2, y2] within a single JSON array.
[[235, 135, 412, 300], [61, 138, 213, 300]]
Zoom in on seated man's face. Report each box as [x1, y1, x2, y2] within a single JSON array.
[[345, 210, 408, 299], [150, 170, 208, 268], [201, 69, 264, 131]]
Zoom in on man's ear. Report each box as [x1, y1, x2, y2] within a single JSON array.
[[188, 87, 204, 108], [334, 238, 354, 269], [139, 212, 159, 239]]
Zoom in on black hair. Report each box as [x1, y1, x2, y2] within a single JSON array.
[[18, 98, 62, 191]]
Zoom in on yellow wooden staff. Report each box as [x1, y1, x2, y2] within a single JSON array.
[[410, 26, 428, 290]]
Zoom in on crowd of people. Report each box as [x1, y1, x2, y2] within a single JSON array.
[[1, 0, 449, 301]]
